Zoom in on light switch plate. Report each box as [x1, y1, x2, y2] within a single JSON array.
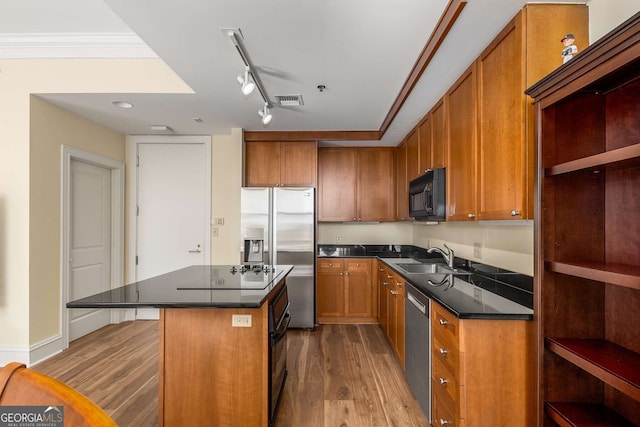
[[473, 242, 482, 259]]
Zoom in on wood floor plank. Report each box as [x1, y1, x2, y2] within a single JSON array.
[[32, 321, 428, 427]]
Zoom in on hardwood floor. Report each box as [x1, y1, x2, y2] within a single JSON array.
[[34, 321, 429, 427]]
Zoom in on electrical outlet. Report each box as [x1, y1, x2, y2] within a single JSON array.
[[336, 234, 342, 243], [232, 314, 252, 327], [473, 288, 483, 302], [473, 242, 482, 259]]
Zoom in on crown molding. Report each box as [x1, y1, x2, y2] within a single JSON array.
[[0, 32, 158, 59]]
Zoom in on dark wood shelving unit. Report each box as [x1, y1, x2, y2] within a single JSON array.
[[546, 402, 636, 427], [527, 11, 640, 427]]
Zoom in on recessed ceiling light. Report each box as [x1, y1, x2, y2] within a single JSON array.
[[112, 100, 133, 109]]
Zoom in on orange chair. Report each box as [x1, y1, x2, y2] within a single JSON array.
[[0, 362, 117, 426]]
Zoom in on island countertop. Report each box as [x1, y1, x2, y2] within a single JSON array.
[[67, 264, 294, 309]]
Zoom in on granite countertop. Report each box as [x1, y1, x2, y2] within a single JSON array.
[[67, 265, 294, 309], [319, 244, 533, 320], [380, 258, 532, 320]]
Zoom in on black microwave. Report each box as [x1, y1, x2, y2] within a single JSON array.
[[408, 168, 446, 221]]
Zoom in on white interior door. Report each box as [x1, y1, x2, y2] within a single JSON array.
[[136, 142, 210, 281], [68, 159, 112, 341]]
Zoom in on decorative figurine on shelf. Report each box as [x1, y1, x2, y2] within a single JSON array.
[[561, 33, 578, 64]]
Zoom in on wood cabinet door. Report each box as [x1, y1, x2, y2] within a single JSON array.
[[393, 276, 405, 367], [431, 99, 447, 169], [447, 65, 478, 221], [406, 129, 420, 182], [357, 148, 395, 221], [318, 148, 357, 221], [316, 271, 344, 318], [418, 115, 432, 175], [345, 272, 373, 318], [477, 18, 527, 220], [245, 141, 281, 186], [378, 268, 389, 333], [280, 141, 317, 187], [396, 142, 409, 221]]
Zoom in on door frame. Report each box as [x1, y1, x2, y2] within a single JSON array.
[[127, 135, 212, 283], [60, 146, 125, 348]]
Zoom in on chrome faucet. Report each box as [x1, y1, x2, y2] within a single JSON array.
[[427, 244, 455, 268]]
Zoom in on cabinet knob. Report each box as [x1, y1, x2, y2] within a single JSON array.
[[358, 217, 362, 221], [439, 378, 448, 385], [439, 348, 448, 355], [468, 213, 475, 219], [353, 217, 357, 221], [439, 318, 448, 326], [329, 263, 332, 267], [511, 210, 521, 216], [356, 263, 360, 267], [439, 419, 452, 426], [387, 274, 393, 279], [390, 290, 399, 295], [382, 281, 389, 286], [379, 268, 385, 272], [339, 272, 343, 276], [345, 272, 349, 276], [396, 282, 402, 287]]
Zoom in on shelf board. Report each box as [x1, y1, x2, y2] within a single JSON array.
[[546, 261, 640, 290], [545, 143, 640, 176], [545, 402, 636, 427], [546, 338, 640, 401]]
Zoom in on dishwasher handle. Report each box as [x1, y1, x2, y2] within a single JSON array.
[[407, 291, 426, 314]]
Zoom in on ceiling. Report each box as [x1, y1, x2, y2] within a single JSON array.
[[0, 0, 584, 146]]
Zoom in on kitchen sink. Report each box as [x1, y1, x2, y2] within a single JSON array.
[[395, 263, 470, 275]]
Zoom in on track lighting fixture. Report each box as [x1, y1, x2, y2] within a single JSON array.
[[223, 28, 276, 125], [258, 103, 272, 125], [237, 66, 256, 96]]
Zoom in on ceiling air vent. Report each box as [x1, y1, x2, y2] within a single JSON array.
[[275, 94, 304, 106]]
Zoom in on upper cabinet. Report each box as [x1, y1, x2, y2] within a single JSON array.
[[396, 141, 409, 221], [319, 147, 395, 222], [394, 4, 588, 222], [405, 129, 420, 182], [476, 4, 589, 220], [447, 64, 478, 221], [245, 141, 317, 187], [430, 99, 447, 170]]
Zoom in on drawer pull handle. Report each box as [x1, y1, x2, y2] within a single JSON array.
[[439, 419, 452, 425], [439, 348, 448, 355], [439, 377, 448, 385], [390, 290, 399, 295], [379, 268, 385, 272], [382, 281, 389, 286], [439, 318, 448, 326]]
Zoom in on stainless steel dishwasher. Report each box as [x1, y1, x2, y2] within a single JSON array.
[[405, 282, 431, 422]]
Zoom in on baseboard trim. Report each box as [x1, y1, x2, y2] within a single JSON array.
[[0, 334, 63, 367]]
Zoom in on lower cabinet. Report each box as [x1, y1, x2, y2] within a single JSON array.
[[431, 300, 534, 427], [377, 262, 405, 368], [317, 258, 377, 323]]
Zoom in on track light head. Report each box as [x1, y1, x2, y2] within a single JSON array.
[[237, 67, 256, 96], [258, 103, 272, 125]]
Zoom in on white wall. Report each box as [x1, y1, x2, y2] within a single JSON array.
[[211, 129, 244, 265], [0, 57, 191, 364], [588, 0, 640, 42]]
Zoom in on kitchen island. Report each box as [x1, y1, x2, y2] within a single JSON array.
[[67, 264, 293, 427]]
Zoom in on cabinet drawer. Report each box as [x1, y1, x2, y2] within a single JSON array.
[[432, 302, 460, 348], [432, 357, 460, 411], [345, 259, 371, 274], [432, 386, 460, 427], [432, 333, 460, 382], [317, 259, 344, 273]]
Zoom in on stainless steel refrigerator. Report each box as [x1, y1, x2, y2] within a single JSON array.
[[241, 187, 315, 329]]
